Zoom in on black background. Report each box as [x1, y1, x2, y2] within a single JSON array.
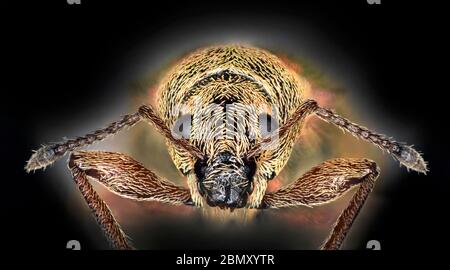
[[2, 0, 448, 264]]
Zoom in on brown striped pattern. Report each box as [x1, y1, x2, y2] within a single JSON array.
[[262, 158, 379, 250], [68, 151, 192, 249]]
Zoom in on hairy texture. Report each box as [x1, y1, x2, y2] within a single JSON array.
[[247, 172, 268, 209], [25, 44, 428, 250], [187, 173, 204, 207], [262, 158, 378, 208], [158, 45, 309, 207], [70, 151, 192, 204], [262, 158, 379, 250], [321, 160, 379, 250], [68, 151, 192, 249], [247, 99, 319, 158], [138, 104, 204, 159], [69, 159, 134, 250]]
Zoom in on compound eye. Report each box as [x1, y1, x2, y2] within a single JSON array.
[[172, 114, 192, 139], [259, 113, 278, 137]]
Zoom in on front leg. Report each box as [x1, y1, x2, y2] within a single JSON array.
[[70, 164, 133, 250], [262, 158, 379, 250], [68, 151, 193, 249]]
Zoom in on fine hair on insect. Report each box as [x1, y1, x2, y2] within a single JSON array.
[[25, 45, 427, 250]]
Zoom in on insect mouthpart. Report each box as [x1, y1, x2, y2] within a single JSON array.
[[195, 151, 256, 209]]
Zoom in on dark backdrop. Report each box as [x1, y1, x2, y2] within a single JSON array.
[[2, 0, 447, 260]]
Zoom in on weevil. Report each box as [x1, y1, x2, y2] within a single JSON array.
[[25, 45, 427, 250]]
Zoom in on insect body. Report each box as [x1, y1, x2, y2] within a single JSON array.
[[160, 46, 308, 209], [25, 45, 427, 250]]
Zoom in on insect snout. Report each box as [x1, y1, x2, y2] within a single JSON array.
[[195, 151, 256, 209]]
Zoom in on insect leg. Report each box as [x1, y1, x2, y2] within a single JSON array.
[[261, 158, 379, 250], [69, 158, 133, 250], [68, 151, 193, 249]]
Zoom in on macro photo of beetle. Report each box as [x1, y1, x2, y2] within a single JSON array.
[[25, 45, 427, 250]]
